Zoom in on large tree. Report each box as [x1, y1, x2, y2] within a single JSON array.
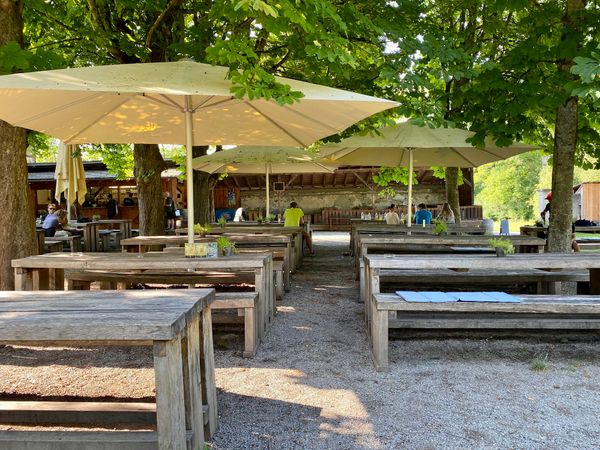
[[0, 0, 37, 289]]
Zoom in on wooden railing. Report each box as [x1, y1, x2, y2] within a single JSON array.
[[320, 205, 483, 230]]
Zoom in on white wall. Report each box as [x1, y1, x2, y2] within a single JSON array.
[[240, 185, 446, 215]]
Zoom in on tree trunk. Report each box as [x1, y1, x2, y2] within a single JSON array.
[[133, 144, 167, 235], [0, 0, 37, 290], [547, 0, 586, 252], [445, 167, 461, 224], [547, 98, 577, 252], [192, 146, 211, 224]]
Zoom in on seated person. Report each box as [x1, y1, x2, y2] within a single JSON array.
[[436, 202, 456, 224], [233, 207, 245, 222], [55, 209, 83, 237], [41, 203, 59, 237], [283, 201, 314, 255], [414, 203, 432, 225], [123, 193, 135, 206], [384, 204, 401, 225]]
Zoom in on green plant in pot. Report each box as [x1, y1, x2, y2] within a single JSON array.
[[432, 219, 448, 236], [266, 214, 276, 223], [488, 238, 515, 257], [216, 236, 236, 256], [217, 216, 227, 228], [256, 215, 264, 224], [92, 214, 101, 222], [193, 223, 211, 237]]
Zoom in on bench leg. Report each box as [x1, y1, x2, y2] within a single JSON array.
[[183, 314, 205, 450], [153, 338, 187, 450], [371, 303, 389, 372], [276, 270, 284, 301], [243, 307, 257, 358], [199, 305, 218, 438]]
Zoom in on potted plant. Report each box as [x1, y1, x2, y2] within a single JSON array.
[[216, 236, 236, 256], [92, 214, 101, 222], [217, 216, 227, 228], [432, 219, 448, 236], [193, 223, 211, 237], [256, 215, 264, 224], [488, 238, 515, 257], [266, 214, 276, 223]]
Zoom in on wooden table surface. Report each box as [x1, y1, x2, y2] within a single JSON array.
[[354, 234, 547, 278], [70, 219, 133, 252], [0, 289, 216, 450], [11, 252, 274, 339], [362, 253, 600, 301]]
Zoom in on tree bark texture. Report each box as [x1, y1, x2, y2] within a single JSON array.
[[548, 97, 577, 252], [445, 167, 461, 224], [0, 0, 37, 290], [547, 0, 586, 252], [192, 146, 211, 225], [133, 144, 167, 235]]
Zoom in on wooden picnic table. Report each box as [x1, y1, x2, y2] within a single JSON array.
[[371, 293, 600, 371], [350, 223, 486, 256], [362, 253, 600, 316], [71, 219, 133, 252], [521, 225, 600, 236], [203, 226, 304, 270], [354, 234, 547, 278], [11, 252, 275, 340], [120, 234, 293, 292], [0, 289, 216, 449]]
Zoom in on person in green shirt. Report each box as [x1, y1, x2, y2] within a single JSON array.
[[283, 201, 314, 255]]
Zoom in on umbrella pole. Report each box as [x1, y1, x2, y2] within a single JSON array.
[[407, 148, 413, 227], [266, 164, 270, 219], [185, 96, 194, 245]]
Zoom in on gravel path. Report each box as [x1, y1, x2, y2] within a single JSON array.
[[211, 232, 600, 449]]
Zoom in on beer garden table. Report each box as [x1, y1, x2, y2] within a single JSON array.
[[120, 234, 292, 291], [11, 252, 274, 339], [0, 289, 216, 449], [362, 253, 600, 321]]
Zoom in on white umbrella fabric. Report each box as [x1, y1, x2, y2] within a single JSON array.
[[193, 146, 337, 217], [55, 142, 87, 221], [321, 121, 537, 225], [0, 60, 397, 242]]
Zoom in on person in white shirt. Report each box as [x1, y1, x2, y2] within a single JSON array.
[[233, 207, 245, 222], [384, 204, 401, 225]]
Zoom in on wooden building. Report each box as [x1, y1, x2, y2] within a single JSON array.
[[28, 161, 183, 228]]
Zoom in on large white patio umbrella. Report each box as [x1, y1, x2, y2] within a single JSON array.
[[321, 121, 537, 226], [193, 146, 337, 218], [0, 60, 397, 242], [55, 142, 87, 221]]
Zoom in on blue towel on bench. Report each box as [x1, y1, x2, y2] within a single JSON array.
[[395, 291, 456, 302], [397, 291, 522, 303]]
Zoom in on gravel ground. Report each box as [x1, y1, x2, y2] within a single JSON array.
[[1, 231, 599, 448], [211, 232, 600, 449]]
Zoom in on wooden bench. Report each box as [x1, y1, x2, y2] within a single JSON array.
[[371, 293, 600, 371], [360, 268, 590, 303], [66, 261, 285, 301], [64, 272, 262, 358], [212, 292, 260, 357]]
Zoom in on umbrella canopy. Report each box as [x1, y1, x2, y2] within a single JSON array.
[[193, 146, 337, 217], [321, 121, 537, 225], [55, 143, 87, 219], [0, 60, 397, 242]]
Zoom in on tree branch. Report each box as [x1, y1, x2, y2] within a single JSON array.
[[145, 0, 184, 50]]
